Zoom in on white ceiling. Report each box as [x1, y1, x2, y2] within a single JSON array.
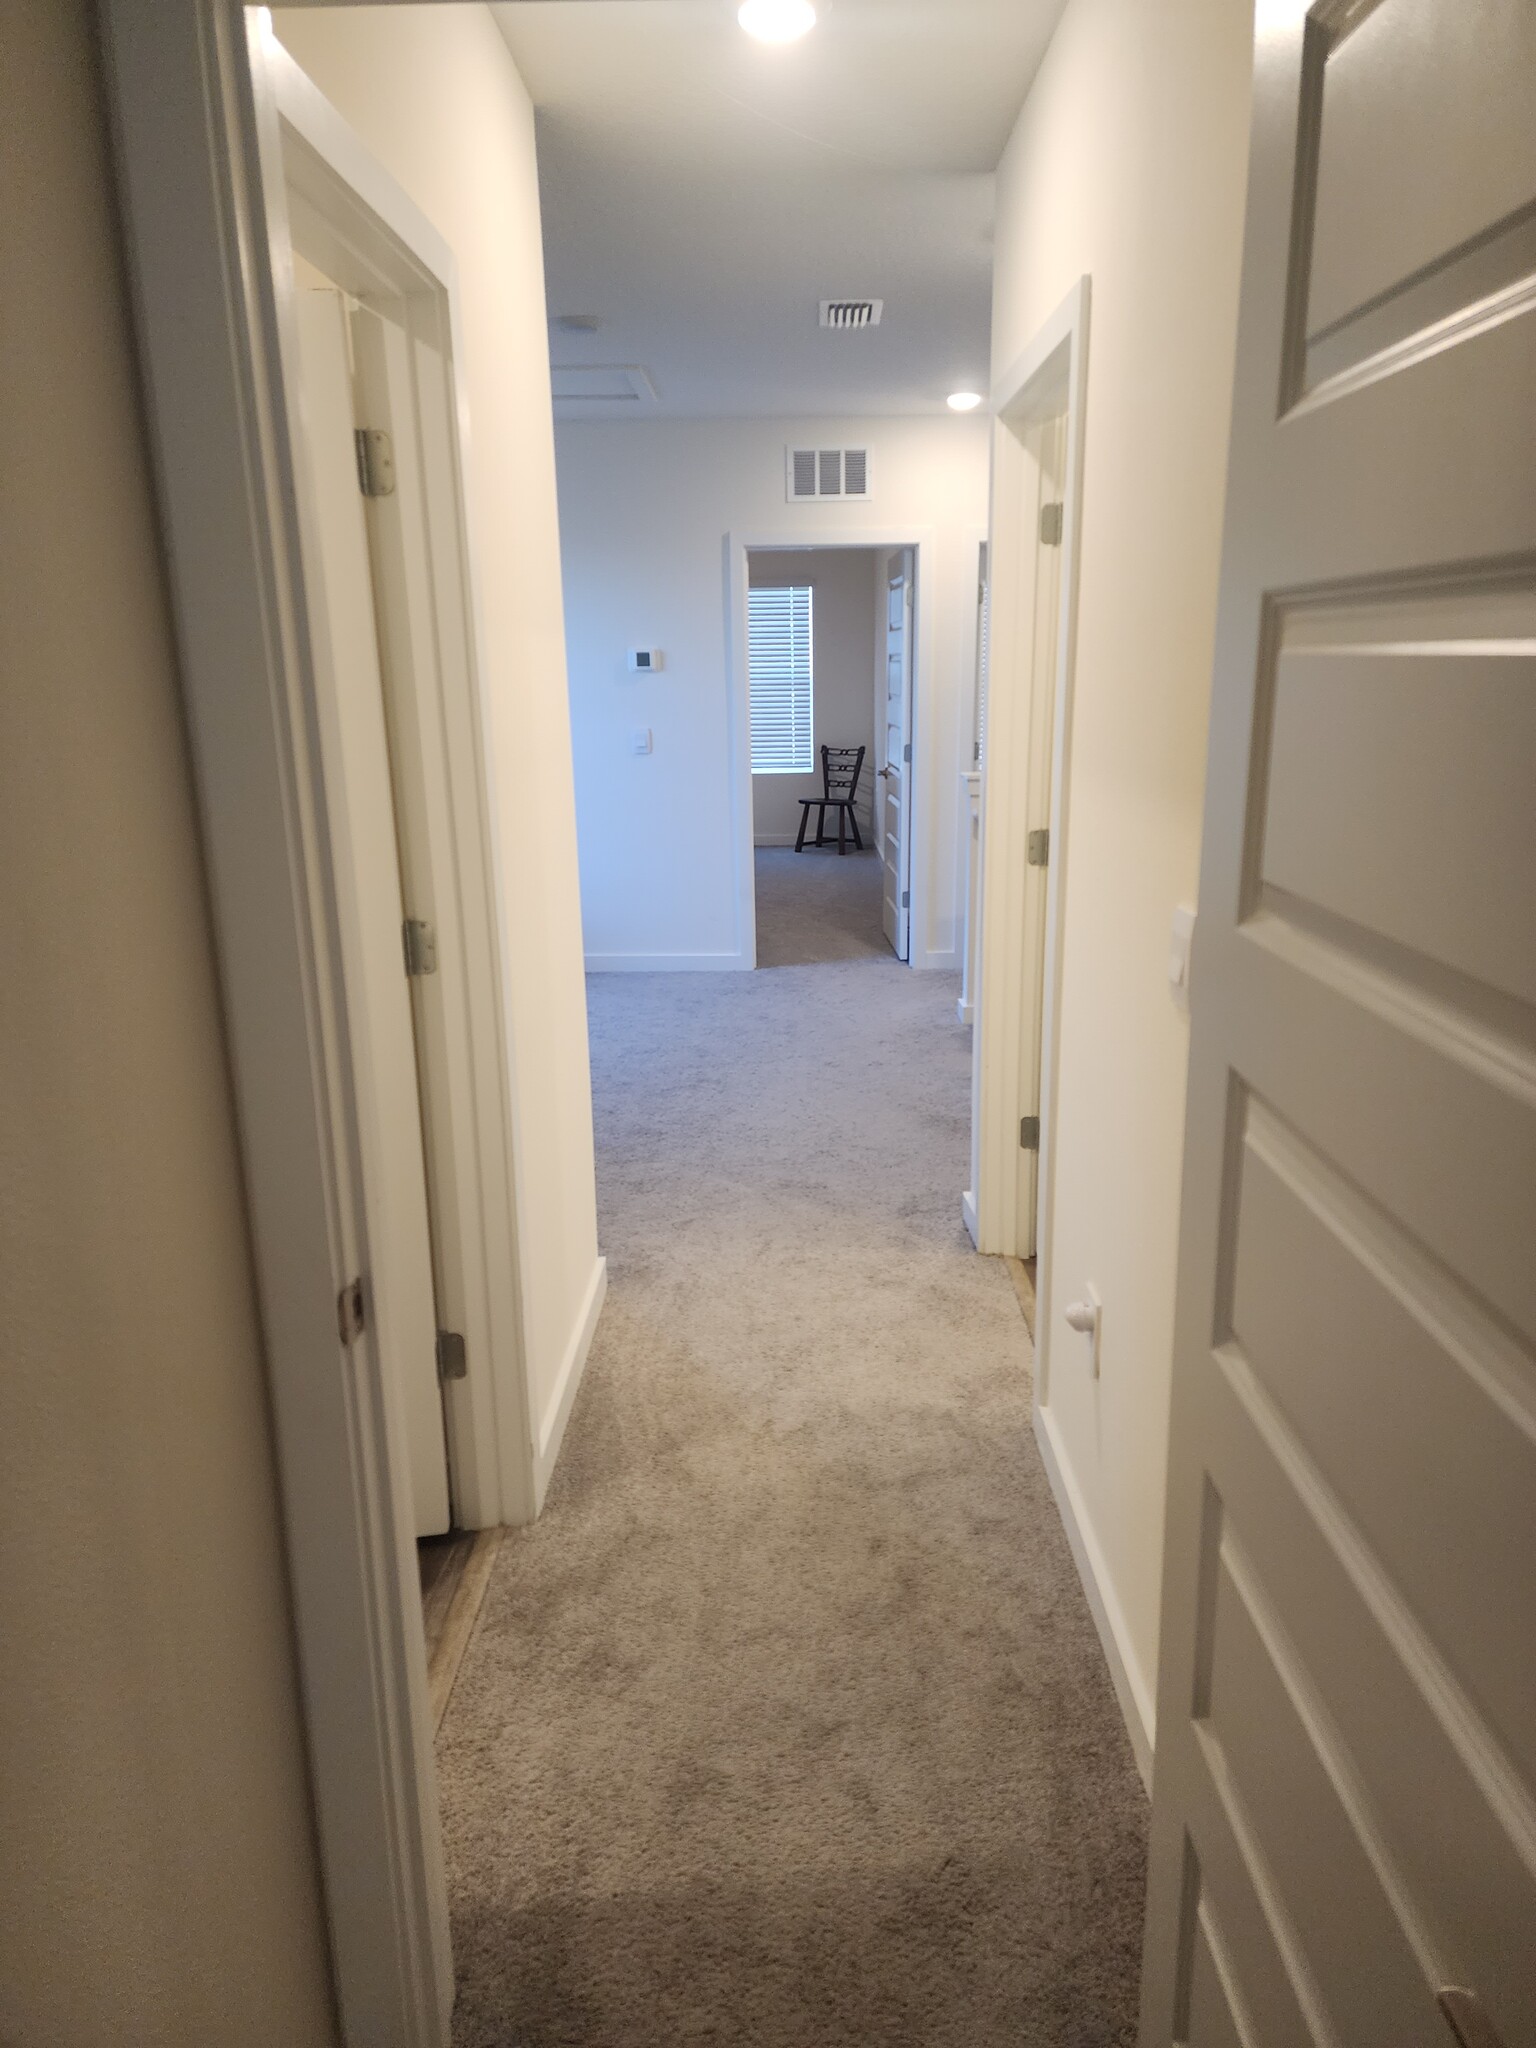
[[491, 0, 1067, 418]]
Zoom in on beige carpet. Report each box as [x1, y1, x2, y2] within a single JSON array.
[[439, 850, 1148, 2045], [754, 844, 889, 966]]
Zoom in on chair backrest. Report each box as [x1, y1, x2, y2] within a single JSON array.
[[822, 744, 865, 803]]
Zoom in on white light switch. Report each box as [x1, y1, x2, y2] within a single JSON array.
[[1168, 904, 1196, 1012], [629, 727, 653, 755]]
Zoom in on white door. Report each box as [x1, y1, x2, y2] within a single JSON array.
[[293, 289, 451, 1539], [1016, 412, 1066, 1259], [879, 548, 915, 958], [1141, 7, 1536, 2047]]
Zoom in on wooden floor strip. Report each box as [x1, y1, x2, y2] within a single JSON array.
[[427, 1526, 503, 1736], [1004, 1255, 1037, 1337]]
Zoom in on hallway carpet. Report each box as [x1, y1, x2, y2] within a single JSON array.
[[439, 853, 1148, 2046]]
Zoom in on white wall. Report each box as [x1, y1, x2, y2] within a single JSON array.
[[272, 4, 602, 1498], [748, 547, 877, 847], [0, 4, 338, 2038], [556, 416, 989, 970], [990, 0, 1253, 1767]]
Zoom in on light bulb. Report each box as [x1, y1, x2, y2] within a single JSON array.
[[947, 391, 984, 413], [738, 0, 818, 44]]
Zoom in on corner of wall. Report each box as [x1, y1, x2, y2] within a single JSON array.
[[531, 1255, 608, 1513]]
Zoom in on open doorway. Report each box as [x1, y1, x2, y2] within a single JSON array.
[[744, 541, 922, 969], [269, 40, 539, 1767]]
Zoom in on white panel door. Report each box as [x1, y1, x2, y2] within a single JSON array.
[[879, 548, 915, 959], [1141, 6, 1536, 2047], [293, 289, 450, 1539], [1016, 412, 1066, 1259]]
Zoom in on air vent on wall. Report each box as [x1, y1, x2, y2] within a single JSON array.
[[819, 299, 884, 330], [787, 446, 872, 503]]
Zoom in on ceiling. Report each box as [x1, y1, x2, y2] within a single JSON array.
[[491, 0, 1068, 418]]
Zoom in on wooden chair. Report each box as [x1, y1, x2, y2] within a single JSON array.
[[795, 744, 866, 855]]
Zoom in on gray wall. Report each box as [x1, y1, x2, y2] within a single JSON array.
[[749, 547, 878, 846], [0, 5, 337, 2039]]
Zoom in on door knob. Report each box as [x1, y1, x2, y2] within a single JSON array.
[[1439, 1989, 1504, 2048]]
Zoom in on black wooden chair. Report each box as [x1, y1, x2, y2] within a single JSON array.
[[795, 744, 866, 855]]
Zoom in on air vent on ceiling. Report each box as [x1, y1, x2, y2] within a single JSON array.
[[787, 446, 872, 503], [819, 299, 884, 331]]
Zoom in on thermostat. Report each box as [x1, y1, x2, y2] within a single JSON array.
[[628, 648, 664, 673]]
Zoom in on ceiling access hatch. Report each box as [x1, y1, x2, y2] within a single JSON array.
[[550, 363, 658, 405]]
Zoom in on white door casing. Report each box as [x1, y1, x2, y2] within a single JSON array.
[[965, 276, 1089, 1277], [102, 10, 455, 2040], [291, 288, 450, 1539], [268, 33, 538, 1537], [880, 548, 916, 959], [1141, 4, 1536, 2045]]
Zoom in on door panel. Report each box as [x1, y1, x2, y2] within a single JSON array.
[[1016, 411, 1066, 1255], [1140, 5, 1536, 2045], [880, 549, 914, 959], [1307, 0, 1536, 340], [293, 290, 450, 1538]]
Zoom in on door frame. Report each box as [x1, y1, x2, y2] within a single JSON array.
[[272, 34, 534, 1538], [967, 279, 1090, 1351], [727, 527, 937, 968], [98, 6, 527, 2039]]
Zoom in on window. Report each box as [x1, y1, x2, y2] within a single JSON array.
[[747, 583, 814, 774]]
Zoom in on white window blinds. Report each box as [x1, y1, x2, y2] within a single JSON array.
[[748, 584, 814, 774]]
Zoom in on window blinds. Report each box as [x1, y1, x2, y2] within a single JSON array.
[[748, 584, 814, 774]]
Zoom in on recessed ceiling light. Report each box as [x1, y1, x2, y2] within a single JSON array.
[[738, 0, 817, 44], [947, 391, 984, 413]]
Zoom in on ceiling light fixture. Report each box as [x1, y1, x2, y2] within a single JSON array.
[[947, 390, 984, 413], [738, 0, 817, 44]]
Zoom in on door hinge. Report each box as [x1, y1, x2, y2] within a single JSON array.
[[903, 741, 912, 764], [402, 917, 437, 977], [354, 427, 396, 499], [1040, 501, 1064, 546], [436, 1330, 468, 1383], [1027, 828, 1049, 866], [1019, 1115, 1040, 1150], [337, 1277, 366, 1346], [901, 889, 910, 909]]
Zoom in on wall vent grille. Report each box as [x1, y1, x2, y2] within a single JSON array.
[[819, 299, 884, 330], [786, 446, 872, 503]]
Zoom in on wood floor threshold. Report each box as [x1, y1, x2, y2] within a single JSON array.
[[426, 1526, 503, 1736], [1004, 1254, 1037, 1337]]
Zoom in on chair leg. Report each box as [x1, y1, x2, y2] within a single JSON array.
[[849, 806, 864, 852], [815, 803, 826, 846], [838, 803, 847, 855], [795, 804, 809, 852]]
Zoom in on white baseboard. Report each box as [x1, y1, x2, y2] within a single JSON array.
[[911, 947, 960, 972], [961, 1188, 979, 1248], [956, 997, 974, 1025], [532, 1257, 607, 1512], [1032, 1399, 1156, 1792], [585, 951, 752, 972]]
